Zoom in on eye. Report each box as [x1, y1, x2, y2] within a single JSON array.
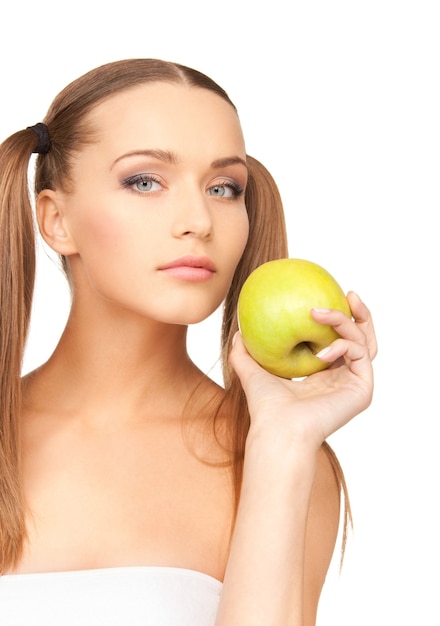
[[122, 174, 163, 194], [207, 181, 244, 199]]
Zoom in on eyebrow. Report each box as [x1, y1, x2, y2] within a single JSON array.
[[111, 149, 248, 171], [211, 156, 248, 170], [111, 149, 178, 169]]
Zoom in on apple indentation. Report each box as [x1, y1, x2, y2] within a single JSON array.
[[295, 341, 319, 355]]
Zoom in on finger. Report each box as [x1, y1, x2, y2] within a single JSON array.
[[316, 336, 373, 386], [229, 332, 266, 389], [311, 294, 377, 361], [229, 333, 289, 418], [311, 307, 367, 346], [312, 302, 373, 380], [316, 336, 365, 364], [347, 291, 378, 360]]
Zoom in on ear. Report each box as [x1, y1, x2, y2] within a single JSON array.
[[36, 190, 78, 256]]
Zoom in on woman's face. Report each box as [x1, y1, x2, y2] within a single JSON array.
[[50, 82, 249, 325]]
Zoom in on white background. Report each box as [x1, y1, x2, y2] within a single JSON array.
[[1, 1, 439, 624]]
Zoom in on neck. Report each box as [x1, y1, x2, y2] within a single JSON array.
[[23, 298, 212, 427]]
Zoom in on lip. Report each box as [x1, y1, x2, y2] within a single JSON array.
[[158, 255, 216, 282]]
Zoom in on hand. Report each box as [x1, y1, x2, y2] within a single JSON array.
[[230, 291, 377, 453]]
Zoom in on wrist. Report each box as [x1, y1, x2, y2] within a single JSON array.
[[245, 420, 320, 468], [242, 428, 319, 490]]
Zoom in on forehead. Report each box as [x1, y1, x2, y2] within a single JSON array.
[[85, 82, 246, 158]]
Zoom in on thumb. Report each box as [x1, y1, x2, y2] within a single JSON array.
[[229, 332, 267, 392]]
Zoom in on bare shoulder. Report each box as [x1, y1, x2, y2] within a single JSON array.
[[303, 444, 343, 624]]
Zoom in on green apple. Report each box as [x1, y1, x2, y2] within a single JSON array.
[[237, 258, 352, 378]]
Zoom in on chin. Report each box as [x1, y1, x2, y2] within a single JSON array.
[[165, 310, 219, 326], [161, 294, 225, 327]]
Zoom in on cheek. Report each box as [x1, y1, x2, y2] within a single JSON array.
[[71, 200, 143, 260], [67, 203, 149, 291], [214, 209, 249, 291], [229, 211, 250, 266], [83, 211, 125, 248]]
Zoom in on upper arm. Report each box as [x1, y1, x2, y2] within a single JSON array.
[[303, 444, 342, 626]]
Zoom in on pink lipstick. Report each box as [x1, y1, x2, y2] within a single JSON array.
[[158, 255, 216, 282]]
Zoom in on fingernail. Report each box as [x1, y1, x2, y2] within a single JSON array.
[[312, 307, 331, 313], [316, 346, 332, 359]]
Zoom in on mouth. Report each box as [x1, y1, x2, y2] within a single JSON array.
[[158, 255, 216, 282]]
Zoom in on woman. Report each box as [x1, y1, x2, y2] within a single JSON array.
[[0, 59, 376, 625]]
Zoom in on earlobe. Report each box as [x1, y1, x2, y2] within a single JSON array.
[[36, 190, 78, 256]]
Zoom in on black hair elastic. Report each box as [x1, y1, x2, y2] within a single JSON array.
[[27, 123, 51, 154]]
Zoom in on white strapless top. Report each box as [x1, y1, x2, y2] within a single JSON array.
[[0, 566, 222, 626]]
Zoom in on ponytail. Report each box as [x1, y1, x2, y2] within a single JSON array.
[[0, 129, 39, 572]]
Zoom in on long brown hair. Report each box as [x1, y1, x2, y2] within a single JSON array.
[[0, 59, 350, 573]]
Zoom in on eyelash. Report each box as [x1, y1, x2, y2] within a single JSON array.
[[209, 180, 244, 199], [121, 174, 245, 198], [122, 174, 163, 194]]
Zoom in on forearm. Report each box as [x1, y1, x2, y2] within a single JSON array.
[[216, 439, 318, 626]]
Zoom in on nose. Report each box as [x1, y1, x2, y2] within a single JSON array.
[[171, 185, 213, 240]]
